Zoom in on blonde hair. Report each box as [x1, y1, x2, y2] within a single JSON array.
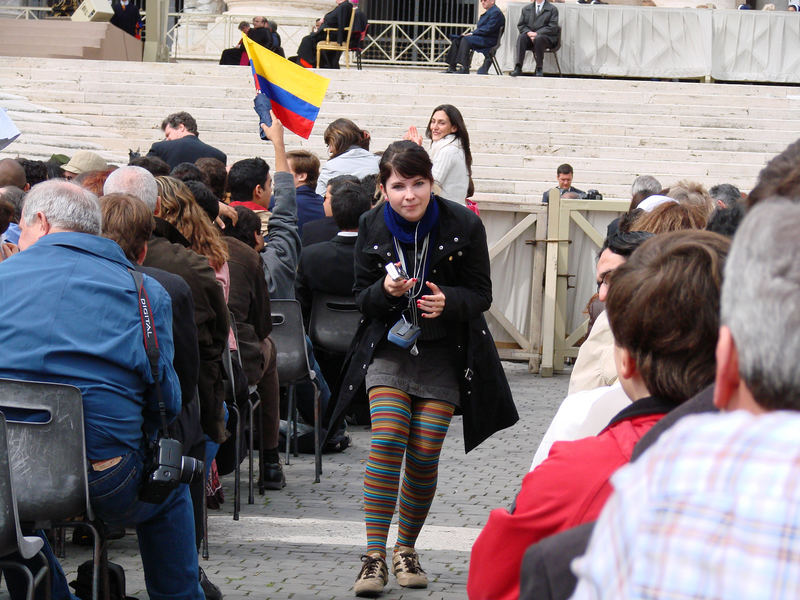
[[156, 176, 228, 270]]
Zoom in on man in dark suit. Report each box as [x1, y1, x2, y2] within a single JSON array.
[[147, 112, 227, 168], [295, 178, 370, 322], [542, 163, 584, 203], [511, 0, 560, 77], [444, 0, 505, 75]]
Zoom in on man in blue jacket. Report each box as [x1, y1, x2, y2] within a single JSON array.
[[0, 180, 204, 600], [443, 0, 505, 75]]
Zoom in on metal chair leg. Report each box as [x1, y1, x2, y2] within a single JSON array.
[[247, 394, 261, 505], [291, 390, 299, 458], [257, 400, 265, 495], [202, 479, 209, 559], [314, 386, 321, 483], [228, 403, 241, 521], [284, 384, 294, 465], [492, 55, 502, 75]]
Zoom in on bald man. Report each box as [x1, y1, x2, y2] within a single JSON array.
[[0, 158, 27, 191]]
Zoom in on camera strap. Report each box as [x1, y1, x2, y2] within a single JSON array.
[[130, 269, 170, 437]]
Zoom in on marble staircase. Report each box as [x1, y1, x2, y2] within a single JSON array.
[[2, 56, 799, 202]]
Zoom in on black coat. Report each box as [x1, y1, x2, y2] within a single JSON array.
[[327, 197, 518, 453], [517, 1, 561, 48], [295, 233, 357, 323], [147, 134, 227, 169], [301, 216, 339, 247]]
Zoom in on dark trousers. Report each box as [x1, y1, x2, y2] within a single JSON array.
[[515, 33, 553, 70], [446, 35, 484, 70]]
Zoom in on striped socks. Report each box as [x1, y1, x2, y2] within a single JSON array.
[[363, 386, 454, 557]]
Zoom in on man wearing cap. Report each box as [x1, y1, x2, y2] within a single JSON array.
[[147, 112, 227, 169], [61, 150, 108, 180]]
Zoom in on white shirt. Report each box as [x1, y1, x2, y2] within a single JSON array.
[[429, 134, 470, 204]]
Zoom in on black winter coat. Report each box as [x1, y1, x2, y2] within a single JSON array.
[[328, 196, 518, 453]]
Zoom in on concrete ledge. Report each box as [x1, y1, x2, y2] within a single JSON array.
[[0, 21, 142, 61]]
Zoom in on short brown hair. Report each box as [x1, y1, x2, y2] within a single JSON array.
[[286, 150, 320, 190], [99, 193, 155, 262], [605, 230, 730, 405], [631, 201, 708, 233]]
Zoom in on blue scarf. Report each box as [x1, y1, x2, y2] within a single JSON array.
[[383, 195, 439, 244]]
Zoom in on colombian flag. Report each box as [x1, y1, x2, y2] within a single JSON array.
[[242, 34, 330, 139]]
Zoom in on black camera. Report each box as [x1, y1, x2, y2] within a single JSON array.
[[139, 437, 204, 504], [582, 189, 603, 200]]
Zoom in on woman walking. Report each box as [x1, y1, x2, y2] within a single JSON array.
[[327, 140, 516, 597]]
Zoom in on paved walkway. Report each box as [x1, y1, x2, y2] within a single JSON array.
[[55, 364, 569, 599]]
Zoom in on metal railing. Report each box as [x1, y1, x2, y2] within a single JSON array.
[[361, 20, 473, 66], [161, 12, 474, 66]]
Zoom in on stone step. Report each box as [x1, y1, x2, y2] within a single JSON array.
[[0, 57, 791, 95], [2, 56, 798, 204]]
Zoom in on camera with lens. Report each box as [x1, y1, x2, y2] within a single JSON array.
[[581, 189, 603, 200], [139, 436, 204, 504]]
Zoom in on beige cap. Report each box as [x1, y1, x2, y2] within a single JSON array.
[[62, 150, 108, 175]]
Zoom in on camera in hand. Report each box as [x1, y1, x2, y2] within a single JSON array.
[[385, 262, 409, 282], [139, 436, 204, 504]]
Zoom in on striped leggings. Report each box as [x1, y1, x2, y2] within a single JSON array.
[[363, 386, 455, 557]]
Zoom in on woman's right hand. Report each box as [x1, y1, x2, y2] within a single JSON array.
[[403, 126, 423, 147], [383, 272, 416, 297]]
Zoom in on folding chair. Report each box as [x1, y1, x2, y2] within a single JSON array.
[[309, 293, 363, 356], [350, 24, 369, 71], [0, 413, 51, 600], [471, 25, 505, 75], [316, 6, 357, 69], [0, 378, 107, 600], [270, 299, 322, 482], [221, 343, 243, 521], [545, 39, 562, 76]]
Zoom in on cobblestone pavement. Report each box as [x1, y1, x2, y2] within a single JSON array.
[[50, 363, 569, 600]]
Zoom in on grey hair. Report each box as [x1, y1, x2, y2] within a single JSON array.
[[630, 175, 661, 198], [709, 183, 741, 208], [22, 180, 101, 234], [721, 198, 800, 410], [104, 166, 158, 212]]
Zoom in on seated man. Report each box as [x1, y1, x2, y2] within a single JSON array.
[[0, 180, 204, 599], [468, 230, 730, 600], [295, 0, 354, 68], [443, 0, 505, 75], [510, 0, 560, 77], [295, 178, 370, 323], [542, 163, 584, 204], [571, 200, 800, 600]]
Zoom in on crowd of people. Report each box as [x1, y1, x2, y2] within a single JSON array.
[[1, 68, 799, 600]]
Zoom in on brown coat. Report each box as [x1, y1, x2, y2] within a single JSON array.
[[144, 219, 230, 442]]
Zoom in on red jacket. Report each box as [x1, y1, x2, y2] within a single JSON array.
[[467, 397, 674, 600]]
